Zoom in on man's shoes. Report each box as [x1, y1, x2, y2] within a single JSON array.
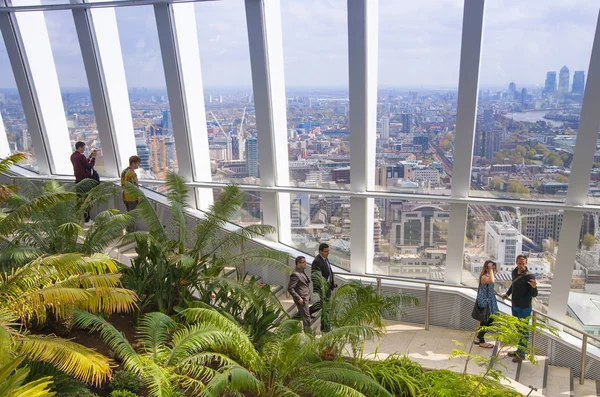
[[507, 351, 518, 357], [512, 355, 524, 363]]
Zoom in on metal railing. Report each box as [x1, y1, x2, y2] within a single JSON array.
[[4, 171, 600, 384]]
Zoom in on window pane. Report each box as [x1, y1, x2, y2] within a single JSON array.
[[43, 10, 106, 175], [115, 5, 175, 183], [282, 0, 350, 189], [372, 199, 449, 280], [194, 0, 256, 185], [464, 205, 567, 317], [212, 189, 262, 226], [291, 193, 351, 271], [0, 28, 36, 171], [570, 211, 600, 347], [375, 0, 462, 195], [471, 0, 596, 201]]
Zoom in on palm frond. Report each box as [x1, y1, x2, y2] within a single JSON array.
[[123, 183, 167, 242], [17, 334, 111, 386], [0, 355, 56, 397], [76, 182, 118, 213], [138, 312, 178, 360], [199, 366, 261, 397], [0, 153, 27, 174], [193, 185, 245, 255], [81, 211, 134, 255]]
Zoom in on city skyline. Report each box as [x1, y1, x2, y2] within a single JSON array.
[[0, 0, 597, 89]]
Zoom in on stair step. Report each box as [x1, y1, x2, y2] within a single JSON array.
[[573, 378, 597, 397], [517, 355, 546, 393], [545, 365, 572, 397], [495, 351, 520, 380]]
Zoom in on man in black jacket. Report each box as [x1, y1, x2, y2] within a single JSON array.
[[310, 243, 337, 332], [502, 254, 538, 362]]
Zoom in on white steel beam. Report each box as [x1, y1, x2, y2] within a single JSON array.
[[451, 0, 485, 199], [445, 0, 485, 284], [0, 11, 51, 174], [72, 8, 121, 177], [348, 0, 377, 274], [7, 2, 72, 175], [153, 2, 213, 210], [548, 11, 600, 324], [0, 111, 9, 158], [245, 0, 291, 244]]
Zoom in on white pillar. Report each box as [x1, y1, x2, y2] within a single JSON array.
[[153, 2, 213, 210], [348, 0, 377, 274], [445, 0, 485, 284], [245, 0, 291, 244]]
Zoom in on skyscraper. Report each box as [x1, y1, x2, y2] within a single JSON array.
[[482, 129, 501, 160], [135, 138, 151, 170], [521, 88, 527, 105], [401, 113, 411, 135], [245, 137, 259, 178], [572, 71, 585, 95], [381, 116, 390, 139], [545, 71, 557, 92], [508, 82, 516, 99], [559, 66, 570, 93]]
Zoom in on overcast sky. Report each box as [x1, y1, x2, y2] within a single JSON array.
[[0, 0, 598, 90]]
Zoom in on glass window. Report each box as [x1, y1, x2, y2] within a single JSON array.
[[42, 10, 105, 175], [0, 28, 36, 171], [290, 193, 351, 271], [375, 0, 462, 195], [569, 211, 600, 347], [464, 204, 565, 317], [212, 189, 262, 226], [472, 0, 596, 201], [194, 0, 256, 185], [115, 5, 176, 184], [373, 199, 449, 281], [281, 0, 350, 190]]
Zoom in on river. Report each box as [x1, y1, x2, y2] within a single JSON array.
[[504, 110, 564, 127]]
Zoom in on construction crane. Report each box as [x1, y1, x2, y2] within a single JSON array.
[[210, 111, 226, 134], [132, 109, 168, 179]]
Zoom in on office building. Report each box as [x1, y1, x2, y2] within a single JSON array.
[[381, 116, 390, 139], [559, 66, 570, 94], [545, 71, 557, 92], [135, 137, 151, 170], [573, 71, 585, 95], [245, 137, 259, 178], [390, 204, 450, 249], [485, 222, 523, 272], [481, 129, 501, 160], [401, 113, 411, 134]]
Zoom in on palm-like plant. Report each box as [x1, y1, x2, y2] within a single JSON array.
[[121, 173, 290, 315], [0, 179, 133, 270], [0, 153, 28, 204], [320, 280, 418, 359], [0, 253, 138, 386], [74, 306, 392, 397], [0, 355, 55, 397]]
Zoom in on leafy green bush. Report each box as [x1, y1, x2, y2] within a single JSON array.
[[109, 370, 141, 393], [109, 390, 139, 397], [418, 370, 520, 397], [362, 354, 423, 396], [61, 386, 101, 397]]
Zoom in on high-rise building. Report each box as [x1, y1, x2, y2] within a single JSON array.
[[545, 71, 557, 92], [290, 193, 310, 227], [572, 71, 585, 95], [485, 222, 523, 272], [474, 122, 483, 157], [559, 66, 570, 93], [381, 116, 390, 139], [522, 208, 562, 245], [245, 137, 259, 177], [401, 113, 411, 134], [508, 82, 516, 99], [521, 88, 528, 106], [482, 129, 502, 160], [390, 204, 450, 248], [135, 138, 151, 170]]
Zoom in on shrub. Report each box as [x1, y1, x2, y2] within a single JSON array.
[[362, 354, 423, 396], [62, 386, 100, 397], [109, 370, 141, 393], [109, 390, 139, 397]]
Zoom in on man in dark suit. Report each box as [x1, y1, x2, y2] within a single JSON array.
[[288, 256, 311, 332], [310, 243, 336, 332]]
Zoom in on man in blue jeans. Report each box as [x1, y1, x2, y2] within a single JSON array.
[[502, 254, 538, 362]]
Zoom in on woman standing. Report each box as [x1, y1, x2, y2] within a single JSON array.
[[475, 260, 499, 348]]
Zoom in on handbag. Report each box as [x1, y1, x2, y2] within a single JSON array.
[[472, 282, 490, 322]]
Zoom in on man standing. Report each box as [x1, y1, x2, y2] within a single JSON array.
[[502, 254, 538, 362], [120, 155, 141, 212], [70, 141, 96, 223], [288, 256, 311, 332], [310, 243, 336, 332]]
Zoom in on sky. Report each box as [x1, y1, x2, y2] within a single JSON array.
[[0, 0, 598, 90]]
